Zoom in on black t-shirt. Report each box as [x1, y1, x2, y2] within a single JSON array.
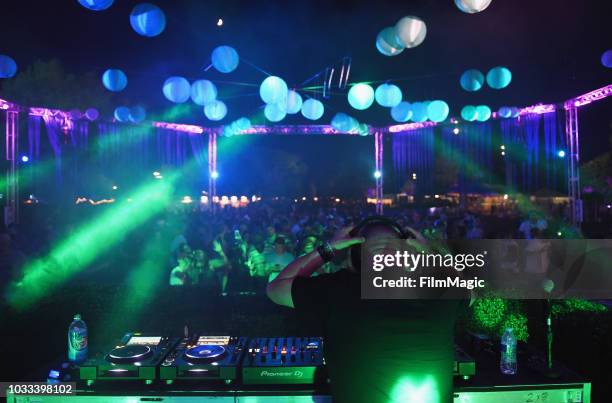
[[292, 269, 462, 403]]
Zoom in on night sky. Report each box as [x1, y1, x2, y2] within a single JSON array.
[[1, 0, 610, 161]]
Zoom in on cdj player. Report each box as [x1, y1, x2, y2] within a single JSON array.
[[79, 333, 179, 384], [159, 335, 246, 383], [242, 337, 327, 385]]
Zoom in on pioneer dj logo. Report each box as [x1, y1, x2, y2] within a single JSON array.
[[260, 370, 303, 377]]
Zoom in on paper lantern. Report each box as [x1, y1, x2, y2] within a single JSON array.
[[102, 69, 127, 92], [286, 90, 303, 114], [130, 3, 166, 37], [190, 80, 217, 106], [358, 123, 370, 136], [163, 76, 190, 103], [114, 106, 130, 122], [331, 113, 358, 132], [204, 100, 227, 121], [391, 101, 413, 123], [427, 100, 449, 123], [454, 0, 493, 14], [376, 27, 404, 56], [601, 50, 612, 68], [411, 102, 428, 122], [129, 106, 146, 123], [498, 106, 512, 118], [264, 103, 287, 122], [375, 84, 402, 108], [78, 0, 114, 11], [301, 99, 324, 120], [0, 55, 17, 78], [461, 105, 477, 122], [348, 83, 374, 110], [510, 107, 520, 118], [85, 108, 99, 121], [475, 105, 491, 121], [259, 76, 288, 104], [486, 66, 512, 90], [460, 69, 484, 92], [69, 109, 82, 120], [235, 117, 252, 131], [394, 16, 427, 48], [211, 46, 239, 74], [222, 126, 234, 137]]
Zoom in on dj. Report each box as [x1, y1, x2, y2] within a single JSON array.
[[267, 217, 462, 403]]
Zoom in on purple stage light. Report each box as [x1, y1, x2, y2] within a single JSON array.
[[237, 125, 346, 135], [386, 121, 437, 133], [519, 103, 556, 115], [152, 121, 204, 134], [565, 84, 612, 109]]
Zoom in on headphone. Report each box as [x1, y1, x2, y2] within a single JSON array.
[[348, 216, 407, 271]]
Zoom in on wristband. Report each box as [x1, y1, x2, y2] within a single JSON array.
[[317, 242, 335, 262]]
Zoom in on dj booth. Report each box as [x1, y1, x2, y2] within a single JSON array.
[[6, 333, 591, 403]]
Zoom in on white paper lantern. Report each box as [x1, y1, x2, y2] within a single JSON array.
[[301, 99, 324, 120], [211, 46, 239, 74], [163, 76, 190, 103], [427, 100, 449, 123], [391, 102, 412, 122], [259, 76, 288, 104], [264, 103, 286, 122], [375, 84, 403, 108], [190, 80, 217, 106], [475, 105, 491, 122], [455, 0, 493, 14], [376, 27, 404, 56], [394, 16, 427, 49], [348, 83, 374, 110], [204, 100, 227, 121], [286, 90, 303, 114]]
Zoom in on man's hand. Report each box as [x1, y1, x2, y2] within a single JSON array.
[[330, 226, 365, 251]]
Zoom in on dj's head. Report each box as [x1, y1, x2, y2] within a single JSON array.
[[348, 216, 405, 271]]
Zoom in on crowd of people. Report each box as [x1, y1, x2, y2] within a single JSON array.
[[1, 197, 609, 299]]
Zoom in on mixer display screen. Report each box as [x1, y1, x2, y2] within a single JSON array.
[[127, 336, 162, 346], [197, 336, 230, 345]]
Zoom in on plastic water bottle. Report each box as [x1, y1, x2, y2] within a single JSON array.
[[500, 327, 517, 375], [68, 314, 88, 364]]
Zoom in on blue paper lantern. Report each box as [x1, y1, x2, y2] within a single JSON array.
[[331, 113, 358, 132], [211, 46, 239, 74], [348, 83, 374, 110], [358, 123, 370, 136], [114, 106, 130, 122], [376, 27, 404, 56], [460, 69, 484, 92], [129, 106, 146, 123], [301, 99, 324, 120], [475, 105, 491, 121], [204, 100, 227, 121], [427, 100, 449, 123], [264, 103, 287, 122], [286, 90, 303, 114], [85, 108, 99, 121], [190, 80, 217, 106], [394, 16, 427, 48], [461, 105, 477, 121], [510, 107, 520, 118], [601, 50, 612, 68], [486, 66, 512, 90], [0, 55, 17, 78], [163, 76, 190, 103], [222, 126, 234, 137], [391, 102, 413, 123], [130, 3, 166, 37], [259, 76, 288, 104], [102, 69, 127, 92], [78, 0, 114, 11], [498, 106, 512, 118], [375, 84, 403, 108], [411, 102, 428, 122]]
